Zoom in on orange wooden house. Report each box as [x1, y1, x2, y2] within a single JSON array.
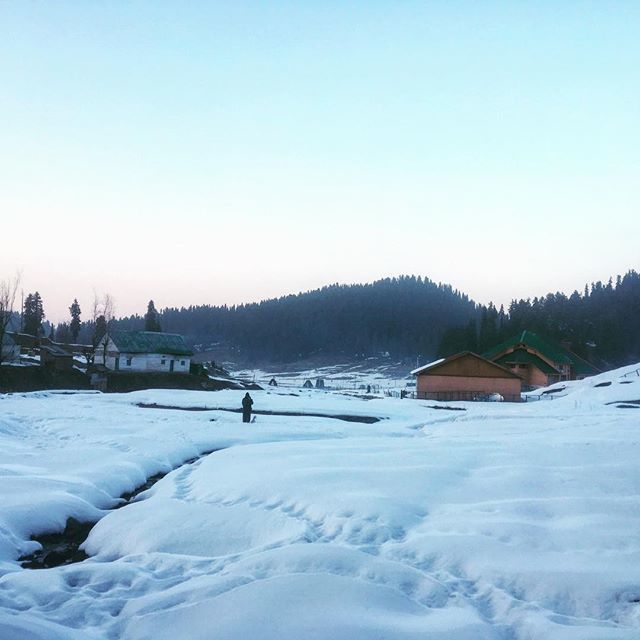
[[412, 351, 522, 402]]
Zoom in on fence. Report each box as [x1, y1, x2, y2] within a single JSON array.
[[417, 391, 521, 403], [521, 393, 556, 402]]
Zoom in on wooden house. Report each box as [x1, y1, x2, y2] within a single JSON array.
[[412, 352, 522, 402], [483, 331, 599, 389]]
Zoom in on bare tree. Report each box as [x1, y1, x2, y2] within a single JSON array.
[[102, 293, 115, 325], [91, 291, 101, 325], [83, 291, 102, 367], [90, 291, 116, 324], [87, 291, 116, 367], [0, 273, 21, 365]]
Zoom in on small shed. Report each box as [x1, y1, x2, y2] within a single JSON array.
[[88, 364, 109, 392], [40, 344, 74, 371], [412, 351, 522, 402], [302, 379, 314, 389]]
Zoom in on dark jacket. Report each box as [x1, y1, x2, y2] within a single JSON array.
[[242, 394, 253, 411]]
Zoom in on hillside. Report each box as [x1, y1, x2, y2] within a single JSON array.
[[68, 270, 640, 369], [112, 276, 477, 365]]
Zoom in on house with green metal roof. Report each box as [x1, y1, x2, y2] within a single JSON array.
[[483, 330, 599, 389], [96, 331, 193, 374]]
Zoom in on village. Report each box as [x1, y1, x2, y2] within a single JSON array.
[[1, 324, 602, 401]]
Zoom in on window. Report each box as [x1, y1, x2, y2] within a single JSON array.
[[126, 357, 132, 366], [161, 359, 166, 365], [181, 360, 185, 366]]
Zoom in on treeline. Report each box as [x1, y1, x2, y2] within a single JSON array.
[[438, 270, 640, 367], [114, 276, 477, 363], [7, 294, 162, 356], [13, 270, 640, 369]]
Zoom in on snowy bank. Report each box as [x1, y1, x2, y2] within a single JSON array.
[[1, 366, 640, 639]]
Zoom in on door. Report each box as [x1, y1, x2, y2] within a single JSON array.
[[115, 357, 120, 371], [169, 360, 174, 372]]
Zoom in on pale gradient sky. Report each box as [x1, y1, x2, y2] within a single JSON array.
[[1, 1, 639, 322]]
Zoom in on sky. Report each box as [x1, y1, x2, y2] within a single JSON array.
[[1, 1, 639, 322]]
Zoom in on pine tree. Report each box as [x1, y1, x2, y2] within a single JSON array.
[[56, 323, 71, 344], [69, 299, 81, 342], [144, 300, 162, 332], [23, 292, 45, 336]]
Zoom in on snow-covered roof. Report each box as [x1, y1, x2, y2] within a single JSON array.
[[40, 344, 73, 358], [410, 358, 445, 375], [411, 352, 521, 379]]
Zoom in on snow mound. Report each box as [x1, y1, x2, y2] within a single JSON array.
[[528, 362, 640, 408], [84, 495, 309, 559]]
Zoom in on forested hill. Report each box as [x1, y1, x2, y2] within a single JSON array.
[[113, 276, 477, 363], [92, 270, 640, 368]]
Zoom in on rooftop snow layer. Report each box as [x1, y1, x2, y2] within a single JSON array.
[[410, 358, 445, 375]]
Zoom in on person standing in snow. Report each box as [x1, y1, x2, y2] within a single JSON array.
[[242, 392, 254, 423]]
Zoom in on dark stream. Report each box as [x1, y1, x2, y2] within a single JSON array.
[[19, 450, 221, 569], [137, 402, 383, 424]]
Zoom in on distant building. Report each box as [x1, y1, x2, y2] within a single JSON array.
[[96, 331, 193, 374], [483, 330, 599, 389], [40, 343, 74, 371], [412, 352, 522, 402], [1, 333, 21, 362], [302, 379, 314, 388], [89, 365, 108, 392], [6, 332, 38, 355]]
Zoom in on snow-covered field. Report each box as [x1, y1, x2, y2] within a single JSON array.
[[1, 366, 640, 639], [233, 359, 416, 394]]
